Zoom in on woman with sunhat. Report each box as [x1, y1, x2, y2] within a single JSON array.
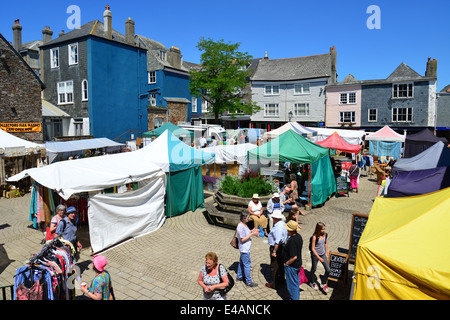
[[80, 255, 115, 300]]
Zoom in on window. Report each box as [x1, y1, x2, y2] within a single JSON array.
[[154, 118, 163, 128], [73, 118, 83, 136], [159, 50, 166, 61], [202, 99, 209, 112], [294, 103, 309, 116], [393, 83, 413, 98], [392, 107, 413, 122], [264, 103, 279, 117], [57, 80, 73, 104], [294, 83, 310, 95], [192, 98, 197, 112], [339, 92, 356, 104], [50, 48, 59, 68], [368, 109, 377, 122], [148, 71, 156, 84], [264, 85, 280, 95], [339, 111, 355, 123], [68, 43, 78, 65], [149, 93, 156, 106], [81, 79, 88, 101]]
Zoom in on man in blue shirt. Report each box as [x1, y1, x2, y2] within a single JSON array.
[[265, 210, 287, 290]]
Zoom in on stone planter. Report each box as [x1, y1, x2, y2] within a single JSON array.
[[203, 190, 273, 227]]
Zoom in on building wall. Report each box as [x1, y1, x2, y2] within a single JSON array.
[[325, 84, 362, 127], [0, 38, 42, 142], [41, 39, 89, 119], [250, 79, 328, 125], [361, 81, 432, 129], [87, 37, 148, 140]]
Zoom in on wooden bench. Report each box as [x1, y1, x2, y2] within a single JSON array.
[[374, 164, 388, 185]]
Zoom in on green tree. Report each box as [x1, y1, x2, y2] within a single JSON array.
[[189, 38, 260, 121]]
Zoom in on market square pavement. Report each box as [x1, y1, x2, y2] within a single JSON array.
[[0, 170, 378, 300]]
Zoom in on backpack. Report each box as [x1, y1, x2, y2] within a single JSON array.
[[218, 264, 234, 294]]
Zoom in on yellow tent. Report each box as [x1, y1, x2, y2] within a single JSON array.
[[353, 187, 450, 300]]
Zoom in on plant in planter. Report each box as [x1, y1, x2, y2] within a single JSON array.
[[216, 171, 278, 198]]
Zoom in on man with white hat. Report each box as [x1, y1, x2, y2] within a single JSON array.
[[266, 192, 285, 230], [265, 209, 287, 290]]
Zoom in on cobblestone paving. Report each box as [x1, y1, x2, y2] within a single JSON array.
[[0, 171, 378, 300]]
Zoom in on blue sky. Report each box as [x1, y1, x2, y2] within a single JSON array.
[[1, 0, 449, 91]]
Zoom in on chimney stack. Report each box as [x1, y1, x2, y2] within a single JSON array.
[[12, 19, 22, 51], [264, 51, 269, 59], [330, 46, 337, 83], [125, 17, 135, 45], [42, 26, 53, 44], [103, 5, 112, 40], [168, 46, 182, 69], [425, 57, 437, 77]]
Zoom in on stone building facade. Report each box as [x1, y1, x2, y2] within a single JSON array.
[[0, 32, 44, 142]]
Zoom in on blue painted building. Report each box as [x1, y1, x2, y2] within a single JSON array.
[[136, 34, 202, 129], [40, 7, 148, 141]]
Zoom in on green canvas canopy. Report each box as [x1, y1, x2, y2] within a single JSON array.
[[143, 122, 193, 139], [248, 130, 336, 206]]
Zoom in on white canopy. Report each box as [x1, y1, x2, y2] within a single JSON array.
[[203, 143, 257, 164], [0, 128, 43, 156], [45, 138, 125, 163], [264, 122, 317, 139], [8, 138, 167, 254], [307, 127, 366, 145], [8, 147, 166, 200]]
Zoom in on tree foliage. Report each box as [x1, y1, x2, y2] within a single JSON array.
[[189, 38, 260, 120]]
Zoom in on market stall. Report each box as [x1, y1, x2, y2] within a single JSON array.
[[264, 121, 317, 139], [315, 131, 362, 154], [365, 125, 405, 159], [391, 141, 450, 175], [307, 127, 366, 145], [248, 130, 336, 207], [403, 128, 448, 158], [353, 187, 450, 300], [45, 138, 125, 163], [8, 143, 167, 254]]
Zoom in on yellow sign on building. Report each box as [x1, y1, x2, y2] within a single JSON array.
[[0, 123, 42, 132]]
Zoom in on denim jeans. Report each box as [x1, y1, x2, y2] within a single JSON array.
[[284, 265, 300, 300], [237, 252, 252, 284], [310, 253, 330, 285]]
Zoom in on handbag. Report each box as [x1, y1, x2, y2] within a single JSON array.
[[218, 264, 234, 294], [230, 229, 239, 249], [299, 267, 308, 285]]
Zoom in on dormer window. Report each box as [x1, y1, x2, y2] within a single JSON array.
[[159, 50, 167, 61]]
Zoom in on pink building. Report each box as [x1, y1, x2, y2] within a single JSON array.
[[325, 75, 362, 128]]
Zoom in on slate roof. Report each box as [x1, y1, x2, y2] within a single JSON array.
[[40, 20, 139, 48], [328, 62, 434, 87], [251, 53, 333, 81]]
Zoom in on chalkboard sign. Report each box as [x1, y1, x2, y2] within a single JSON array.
[[328, 252, 348, 283], [335, 176, 349, 197], [349, 213, 369, 263]]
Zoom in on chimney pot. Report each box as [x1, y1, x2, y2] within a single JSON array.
[[12, 19, 22, 51], [125, 17, 135, 45], [104, 5, 112, 40]]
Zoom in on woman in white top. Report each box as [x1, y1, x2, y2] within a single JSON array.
[[236, 212, 260, 287], [247, 194, 268, 236]]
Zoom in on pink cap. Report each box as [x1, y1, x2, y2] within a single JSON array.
[[93, 255, 108, 272]]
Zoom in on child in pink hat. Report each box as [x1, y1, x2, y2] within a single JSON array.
[[80, 255, 115, 300]]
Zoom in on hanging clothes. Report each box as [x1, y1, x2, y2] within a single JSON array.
[[13, 238, 77, 300]]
